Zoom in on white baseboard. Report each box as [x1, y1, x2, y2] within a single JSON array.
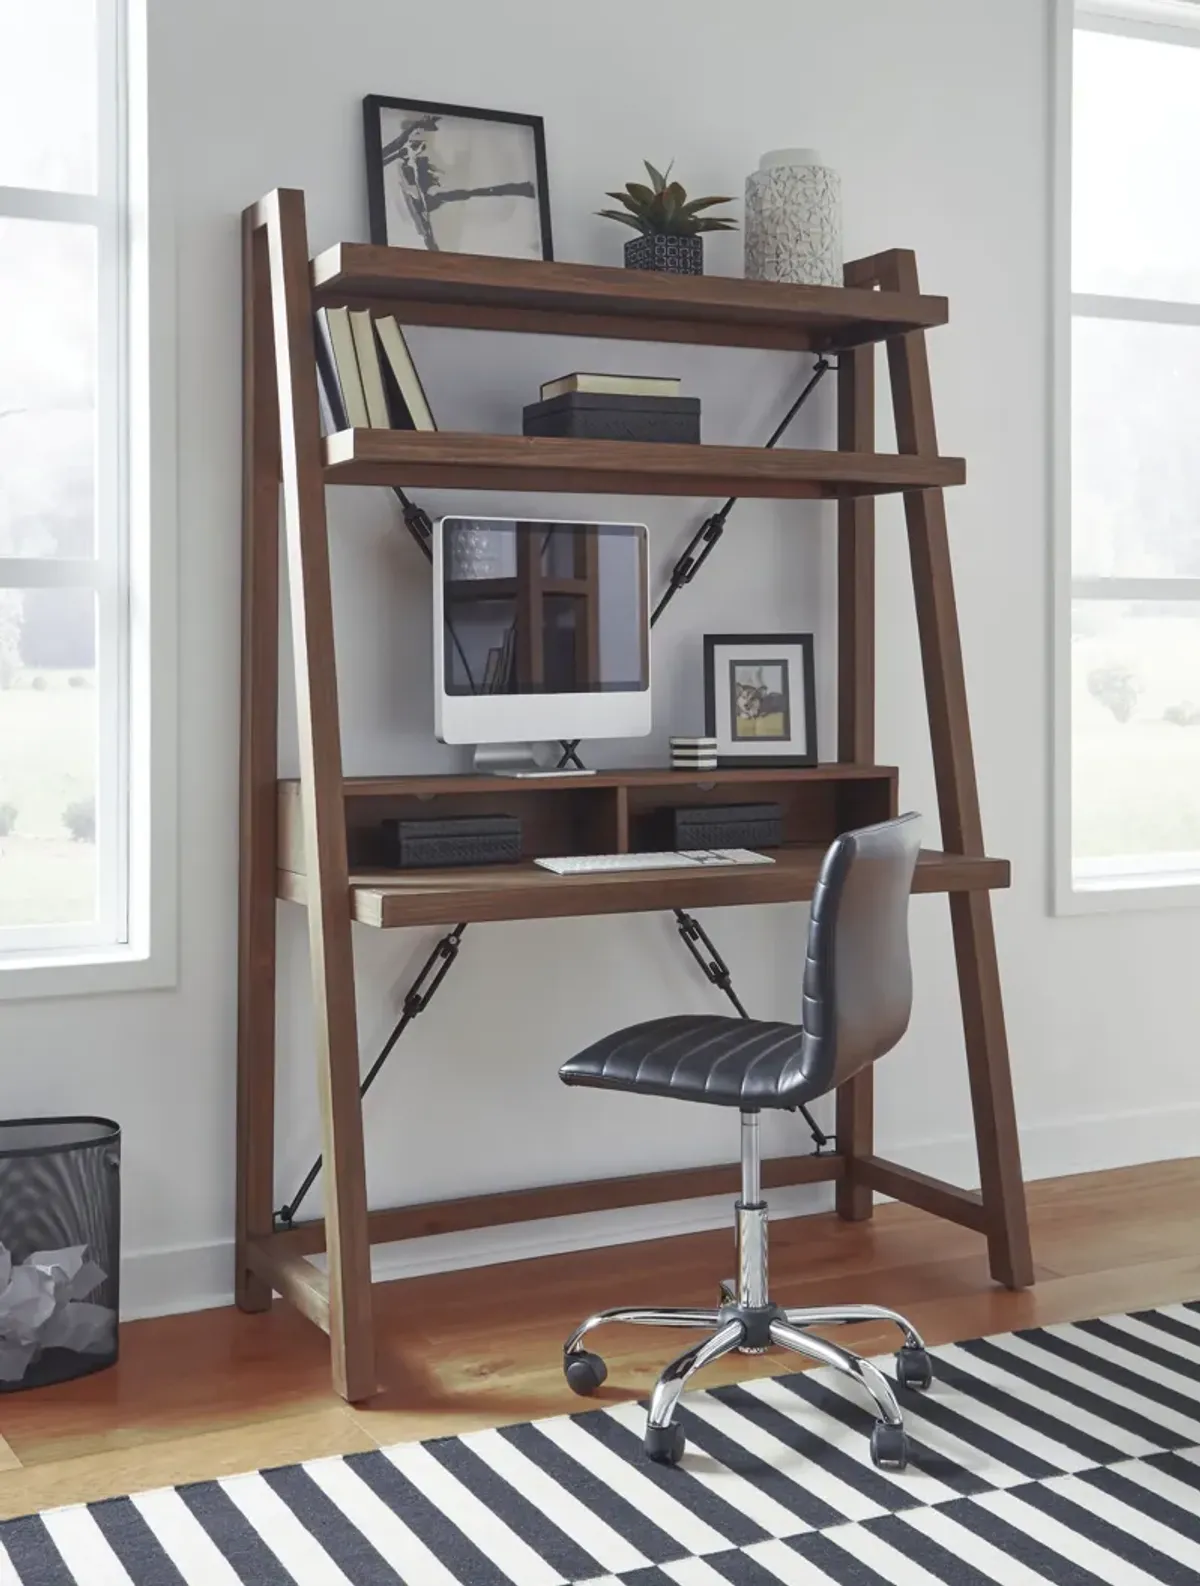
[[118, 1102, 1200, 1321]]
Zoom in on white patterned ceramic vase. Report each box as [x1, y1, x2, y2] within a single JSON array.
[[744, 148, 842, 287]]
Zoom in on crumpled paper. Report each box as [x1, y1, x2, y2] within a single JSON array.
[[0, 1243, 116, 1382]]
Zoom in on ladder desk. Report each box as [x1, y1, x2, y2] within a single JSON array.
[[238, 188, 1032, 1403]]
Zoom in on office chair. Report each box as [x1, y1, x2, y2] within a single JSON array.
[[559, 812, 930, 1470]]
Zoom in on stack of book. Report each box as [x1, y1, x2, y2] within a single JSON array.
[[523, 372, 700, 445], [314, 308, 436, 434]]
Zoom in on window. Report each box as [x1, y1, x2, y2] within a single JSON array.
[[1060, 0, 1200, 901], [0, 1, 129, 963]]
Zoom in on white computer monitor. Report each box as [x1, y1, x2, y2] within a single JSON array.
[[434, 515, 651, 772]]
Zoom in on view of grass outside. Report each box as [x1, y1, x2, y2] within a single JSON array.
[[0, 595, 97, 931], [1072, 604, 1200, 862], [0, 673, 97, 930]]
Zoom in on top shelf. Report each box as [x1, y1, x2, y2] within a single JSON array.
[[311, 244, 948, 354]]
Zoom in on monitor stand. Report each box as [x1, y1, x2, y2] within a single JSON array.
[[473, 742, 598, 779]]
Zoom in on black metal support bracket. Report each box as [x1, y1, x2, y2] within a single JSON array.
[[555, 355, 834, 769], [275, 923, 469, 1230], [674, 908, 749, 1017], [673, 908, 831, 1152], [394, 488, 434, 561], [650, 355, 835, 632]]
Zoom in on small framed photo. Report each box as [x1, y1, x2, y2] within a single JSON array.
[[703, 634, 817, 767], [364, 95, 553, 261]]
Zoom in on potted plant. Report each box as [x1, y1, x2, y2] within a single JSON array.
[[598, 161, 736, 276]]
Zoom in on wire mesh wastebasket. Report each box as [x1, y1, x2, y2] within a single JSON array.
[[0, 1117, 120, 1391]]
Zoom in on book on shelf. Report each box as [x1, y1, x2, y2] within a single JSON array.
[[314, 310, 437, 436], [312, 312, 345, 434], [314, 307, 368, 430], [375, 316, 437, 431], [314, 375, 339, 438], [539, 371, 681, 401], [350, 309, 392, 429]]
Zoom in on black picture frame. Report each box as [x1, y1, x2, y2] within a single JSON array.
[[703, 633, 818, 767], [364, 94, 554, 261]]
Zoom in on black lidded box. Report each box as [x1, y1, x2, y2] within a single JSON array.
[[381, 815, 522, 870], [523, 392, 701, 445], [662, 803, 784, 851]]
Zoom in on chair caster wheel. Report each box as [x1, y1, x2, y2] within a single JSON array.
[[870, 1423, 910, 1471], [644, 1422, 685, 1465], [564, 1350, 607, 1396], [896, 1345, 933, 1391]]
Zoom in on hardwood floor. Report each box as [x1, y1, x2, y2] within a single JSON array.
[[0, 1158, 1196, 1520]]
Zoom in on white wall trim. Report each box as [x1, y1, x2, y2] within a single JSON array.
[[125, 0, 180, 998], [0, 187, 105, 225], [1050, 0, 1076, 916], [1076, 0, 1200, 48], [1072, 293, 1200, 326], [0, 946, 177, 1003], [118, 1103, 1200, 1320]]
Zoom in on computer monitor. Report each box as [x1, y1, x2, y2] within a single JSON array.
[[434, 516, 651, 773]]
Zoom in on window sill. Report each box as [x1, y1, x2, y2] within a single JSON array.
[[1056, 874, 1200, 916], [0, 942, 176, 1002]]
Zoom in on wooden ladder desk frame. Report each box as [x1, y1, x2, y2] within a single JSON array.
[[237, 188, 1033, 1404]]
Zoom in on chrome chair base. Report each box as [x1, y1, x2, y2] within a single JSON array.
[[563, 1297, 929, 1469], [561, 1115, 933, 1469]]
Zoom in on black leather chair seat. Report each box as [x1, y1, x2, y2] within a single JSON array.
[[559, 1014, 808, 1110]]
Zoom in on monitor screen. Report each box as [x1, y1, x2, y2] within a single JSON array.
[[440, 519, 648, 697]]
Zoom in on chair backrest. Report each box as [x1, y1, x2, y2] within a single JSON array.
[[781, 812, 921, 1104]]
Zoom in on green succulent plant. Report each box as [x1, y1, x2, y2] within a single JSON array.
[[598, 161, 737, 238]]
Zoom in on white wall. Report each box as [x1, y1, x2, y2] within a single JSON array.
[[4, 0, 1197, 1317]]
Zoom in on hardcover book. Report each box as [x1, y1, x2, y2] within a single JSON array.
[[376, 316, 437, 431], [540, 371, 681, 401]]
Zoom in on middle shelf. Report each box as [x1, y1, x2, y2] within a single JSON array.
[[275, 765, 1010, 929], [322, 430, 966, 500]]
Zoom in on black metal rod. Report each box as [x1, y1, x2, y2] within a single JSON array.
[[650, 356, 833, 631], [392, 491, 483, 694], [558, 355, 833, 769], [762, 356, 834, 451], [276, 924, 468, 1228], [394, 489, 433, 560]]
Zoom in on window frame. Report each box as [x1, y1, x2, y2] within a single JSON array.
[[1052, 0, 1200, 914], [0, 0, 177, 998]]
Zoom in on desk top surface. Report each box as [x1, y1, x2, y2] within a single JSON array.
[[277, 845, 1010, 929]]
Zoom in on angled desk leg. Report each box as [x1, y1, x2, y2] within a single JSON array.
[[236, 211, 281, 1312], [834, 255, 879, 1221], [260, 189, 377, 1398], [881, 249, 1034, 1290]]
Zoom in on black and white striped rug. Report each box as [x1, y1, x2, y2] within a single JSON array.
[[5, 1303, 1200, 1583]]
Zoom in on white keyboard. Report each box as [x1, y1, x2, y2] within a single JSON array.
[[534, 849, 775, 875]]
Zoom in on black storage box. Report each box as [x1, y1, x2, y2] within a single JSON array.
[[523, 392, 701, 445], [0, 1117, 120, 1393], [381, 814, 522, 869], [663, 802, 784, 851]]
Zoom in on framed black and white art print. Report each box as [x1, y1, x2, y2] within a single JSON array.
[[364, 95, 553, 261], [703, 633, 817, 767]]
